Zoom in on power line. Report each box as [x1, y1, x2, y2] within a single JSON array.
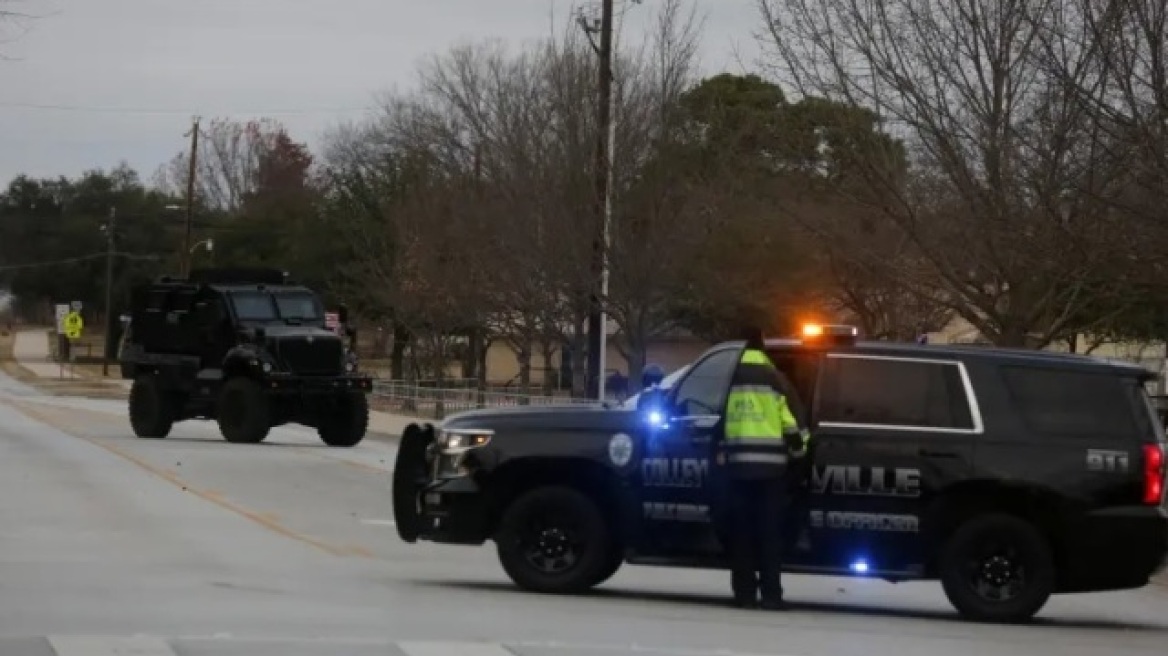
[[0, 252, 161, 272], [0, 101, 375, 116]]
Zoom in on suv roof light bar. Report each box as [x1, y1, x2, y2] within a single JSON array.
[[800, 323, 859, 346]]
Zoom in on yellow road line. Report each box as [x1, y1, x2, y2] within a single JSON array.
[[1, 398, 372, 560]]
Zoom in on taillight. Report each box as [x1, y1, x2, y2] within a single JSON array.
[[1144, 444, 1165, 505]]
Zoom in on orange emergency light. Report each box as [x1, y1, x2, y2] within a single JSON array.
[[799, 323, 859, 346]]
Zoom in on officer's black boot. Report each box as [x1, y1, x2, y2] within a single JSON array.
[[731, 571, 758, 609], [759, 571, 785, 610]]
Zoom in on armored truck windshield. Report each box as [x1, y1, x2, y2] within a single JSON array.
[[229, 290, 324, 325]]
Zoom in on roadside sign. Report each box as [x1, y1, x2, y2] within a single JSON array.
[[55, 304, 69, 331], [63, 311, 84, 340]]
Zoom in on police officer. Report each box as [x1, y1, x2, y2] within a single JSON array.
[[721, 326, 810, 609], [641, 363, 665, 389]]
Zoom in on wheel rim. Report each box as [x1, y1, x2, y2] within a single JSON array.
[[964, 541, 1027, 602], [520, 512, 584, 575]]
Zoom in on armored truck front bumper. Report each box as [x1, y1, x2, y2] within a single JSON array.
[[264, 372, 374, 394]]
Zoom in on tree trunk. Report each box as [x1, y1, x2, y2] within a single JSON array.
[[390, 323, 410, 380], [571, 319, 588, 397], [994, 322, 1030, 348], [477, 337, 489, 408], [540, 339, 556, 396], [462, 327, 483, 380], [517, 340, 532, 405]]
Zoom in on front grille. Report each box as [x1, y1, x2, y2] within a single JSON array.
[[273, 335, 344, 375]]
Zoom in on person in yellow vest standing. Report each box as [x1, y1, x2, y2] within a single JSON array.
[[721, 326, 811, 610]]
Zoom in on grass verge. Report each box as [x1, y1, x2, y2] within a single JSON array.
[[0, 330, 128, 400]]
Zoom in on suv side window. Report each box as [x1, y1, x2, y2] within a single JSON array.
[[818, 355, 976, 431], [672, 348, 740, 416], [1000, 366, 1138, 440]]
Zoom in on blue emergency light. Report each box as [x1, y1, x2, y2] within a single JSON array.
[[850, 559, 871, 574]]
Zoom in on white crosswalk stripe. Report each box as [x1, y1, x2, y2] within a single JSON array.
[[30, 636, 800, 656], [46, 636, 178, 656], [398, 642, 517, 656]]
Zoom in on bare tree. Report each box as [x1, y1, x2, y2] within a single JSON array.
[[1037, 0, 1168, 266], [0, 1, 36, 58], [758, 0, 1133, 347], [157, 118, 289, 212], [605, 0, 705, 384]]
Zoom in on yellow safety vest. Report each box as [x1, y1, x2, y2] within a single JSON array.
[[723, 348, 809, 470]]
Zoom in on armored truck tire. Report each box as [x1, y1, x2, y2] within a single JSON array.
[[938, 513, 1056, 624], [317, 391, 370, 447], [128, 374, 176, 439], [216, 377, 272, 444], [495, 486, 617, 594]]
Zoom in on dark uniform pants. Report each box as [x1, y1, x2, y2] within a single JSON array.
[[728, 476, 789, 603]]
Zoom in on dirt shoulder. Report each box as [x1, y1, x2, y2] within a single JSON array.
[[0, 330, 129, 400]]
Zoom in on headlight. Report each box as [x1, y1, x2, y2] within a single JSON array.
[[437, 428, 493, 452], [262, 362, 273, 373]]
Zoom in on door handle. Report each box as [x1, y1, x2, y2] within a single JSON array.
[[919, 448, 959, 459], [673, 414, 720, 429]]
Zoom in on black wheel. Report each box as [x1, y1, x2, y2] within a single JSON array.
[[495, 486, 615, 594], [129, 374, 175, 438], [216, 377, 271, 444], [939, 513, 1056, 623], [317, 392, 369, 447], [589, 545, 625, 587], [392, 423, 435, 544]]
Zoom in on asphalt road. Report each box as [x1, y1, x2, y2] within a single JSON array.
[[1, 371, 1166, 656]]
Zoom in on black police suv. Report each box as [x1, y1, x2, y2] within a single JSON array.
[[392, 325, 1168, 623], [119, 268, 374, 447]]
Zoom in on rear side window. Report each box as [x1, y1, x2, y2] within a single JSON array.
[[817, 355, 976, 430], [1000, 366, 1139, 440]]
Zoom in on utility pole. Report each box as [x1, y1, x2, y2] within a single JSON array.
[[585, 0, 615, 401], [181, 116, 201, 277], [101, 207, 116, 377]]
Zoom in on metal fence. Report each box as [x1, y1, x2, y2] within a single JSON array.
[[371, 380, 602, 419]]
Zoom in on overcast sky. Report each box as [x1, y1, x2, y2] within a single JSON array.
[[0, 0, 764, 187]]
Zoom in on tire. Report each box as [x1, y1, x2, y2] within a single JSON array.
[[216, 377, 271, 444], [128, 375, 175, 439], [495, 486, 616, 594], [589, 545, 625, 588], [939, 513, 1056, 623], [317, 392, 369, 447], [392, 423, 434, 544]]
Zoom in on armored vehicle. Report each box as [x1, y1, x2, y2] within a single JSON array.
[[119, 267, 373, 447], [393, 324, 1168, 623]]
